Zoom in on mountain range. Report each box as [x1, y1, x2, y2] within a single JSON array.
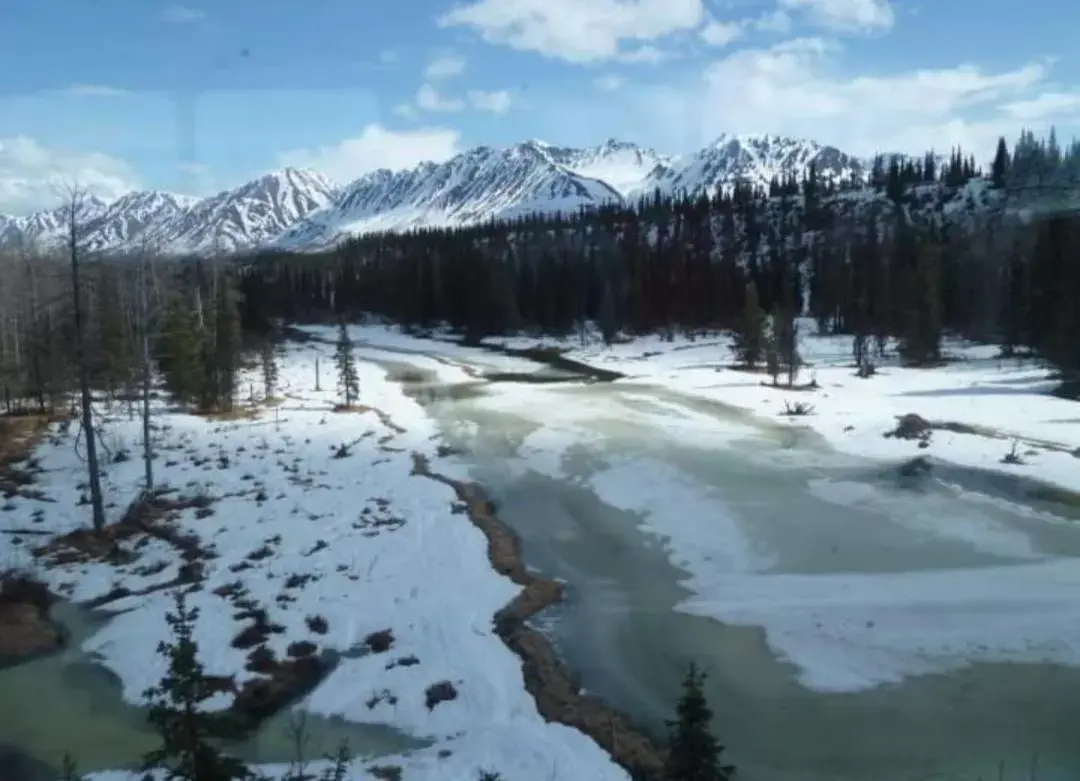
[[0, 134, 871, 256]]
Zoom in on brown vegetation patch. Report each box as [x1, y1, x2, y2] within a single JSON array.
[[35, 491, 216, 583], [363, 629, 394, 653], [0, 570, 62, 663], [0, 412, 60, 495], [195, 406, 260, 422], [410, 452, 665, 780], [367, 765, 403, 781], [231, 651, 330, 731], [423, 680, 458, 710], [331, 403, 407, 436]]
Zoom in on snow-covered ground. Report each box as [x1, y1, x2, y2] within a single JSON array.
[[480, 323, 1080, 691], [325, 321, 1080, 698], [484, 321, 1080, 496], [0, 338, 627, 781], [8, 318, 1080, 779]]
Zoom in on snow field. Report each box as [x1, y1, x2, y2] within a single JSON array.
[[1, 338, 628, 781]]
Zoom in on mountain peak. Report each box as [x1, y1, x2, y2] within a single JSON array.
[[0, 133, 872, 254]]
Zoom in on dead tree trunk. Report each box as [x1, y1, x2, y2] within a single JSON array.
[[67, 188, 107, 532], [138, 253, 154, 492]]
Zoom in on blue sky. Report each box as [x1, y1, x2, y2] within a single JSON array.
[[0, 0, 1078, 213]]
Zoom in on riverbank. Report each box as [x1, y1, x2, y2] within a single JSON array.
[[410, 452, 665, 779], [483, 322, 1080, 500], [0, 412, 66, 665], [0, 341, 629, 781]]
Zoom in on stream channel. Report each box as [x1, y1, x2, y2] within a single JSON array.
[[4, 341, 1080, 781], [378, 344, 1080, 781]]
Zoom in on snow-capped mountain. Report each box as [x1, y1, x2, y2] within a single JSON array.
[[652, 133, 865, 194], [132, 168, 338, 255], [0, 134, 875, 255], [0, 194, 109, 248], [539, 138, 674, 197], [271, 141, 623, 250], [80, 191, 201, 252]]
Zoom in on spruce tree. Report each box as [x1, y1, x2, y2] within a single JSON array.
[[663, 664, 733, 781], [141, 589, 254, 781], [198, 277, 241, 412], [765, 315, 780, 386], [334, 322, 359, 407], [260, 340, 278, 401], [732, 281, 767, 369], [158, 298, 203, 405], [990, 137, 1010, 189], [95, 267, 134, 398], [213, 278, 242, 410]]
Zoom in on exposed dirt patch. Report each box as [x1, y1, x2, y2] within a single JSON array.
[[33, 492, 217, 606], [367, 765, 403, 781], [332, 403, 406, 433], [231, 649, 331, 732], [411, 452, 665, 780], [363, 628, 395, 653], [204, 578, 335, 735], [194, 406, 261, 422], [424, 680, 458, 710], [0, 412, 59, 497], [0, 570, 62, 664]]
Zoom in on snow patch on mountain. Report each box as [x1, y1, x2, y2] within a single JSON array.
[[538, 138, 673, 197], [128, 168, 337, 255], [0, 195, 109, 248], [653, 134, 866, 195], [271, 143, 623, 251], [81, 191, 201, 252]]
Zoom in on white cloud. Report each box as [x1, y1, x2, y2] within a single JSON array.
[[700, 19, 743, 46], [617, 45, 671, 64], [437, 0, 706, 63], [467, 89, 513, 113], [594, 75, 624, 91], [1001, 92, 1080, 122], [778, 0, 893, 33], [161, 5, 206, 23], [277, 124, 462, 179], [63, 84, 130, 97], [416, 84, 466, 112], [683, 37, 1068, 157], [425, 54, 467, 81], [754, 9, 792, 33], [0, 136, 138, 215]]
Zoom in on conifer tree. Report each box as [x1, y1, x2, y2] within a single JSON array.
[[158, 298, 203, 404], [663, 664, 733, 781], [95, 267, 133, 398], [199, 276, 241, 412], [898, 231, 943, 366], [334, 322, 359, 407], [765, 314, 781, 386], [732, 281, 767, 369], [990, 137, 1010, 189], [141, 590, 254, 781], [260, 340, 278, 401]]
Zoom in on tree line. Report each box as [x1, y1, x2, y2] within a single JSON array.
[[232, 126, 1080, 394]]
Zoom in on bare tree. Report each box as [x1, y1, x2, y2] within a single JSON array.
[[136, 242, 157, 492], [64, 184, 107, 531]]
